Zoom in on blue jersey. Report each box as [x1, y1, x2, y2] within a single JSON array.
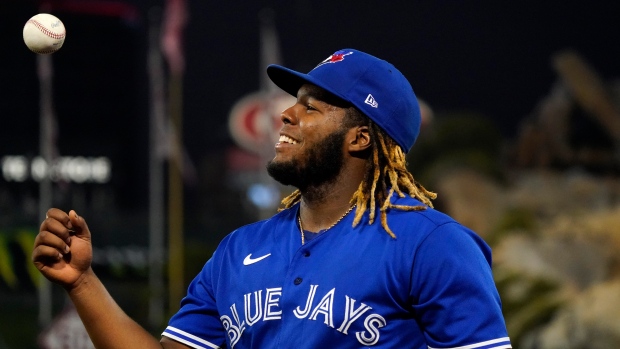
[[162, 196, 511, 349]]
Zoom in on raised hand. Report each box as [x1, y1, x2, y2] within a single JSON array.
[[32, 208, 93, 290]]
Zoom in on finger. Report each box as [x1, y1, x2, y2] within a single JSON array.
[[45, 208, 73, 230], [34, 230, 71, 256], [68, 210, 91, 241], [32, 244, 64, 265], [40, 216, 73, 245]]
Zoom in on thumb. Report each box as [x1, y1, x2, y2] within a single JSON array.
[[68, 210, 91, 241]]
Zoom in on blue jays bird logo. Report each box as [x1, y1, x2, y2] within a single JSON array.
[[315, 50, 353, 68]]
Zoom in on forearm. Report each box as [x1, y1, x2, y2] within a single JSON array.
[[67, 268, 163, 349]]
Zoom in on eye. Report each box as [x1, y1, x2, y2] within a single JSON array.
[[305, 103, 317, 111]]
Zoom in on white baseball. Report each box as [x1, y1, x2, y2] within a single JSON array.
[[23, 13, 66, 55]]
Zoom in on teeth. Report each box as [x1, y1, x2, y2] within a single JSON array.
[[278, 135, 298, 144]]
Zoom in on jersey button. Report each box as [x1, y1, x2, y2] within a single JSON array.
[[294, 277, 303, 285], [303, 251, 310, 257]]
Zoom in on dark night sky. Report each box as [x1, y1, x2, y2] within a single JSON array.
[[1, 0, 619, 211], [3, 1, 619, 137]]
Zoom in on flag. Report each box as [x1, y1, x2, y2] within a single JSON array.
[[161, 0, 188, 75]]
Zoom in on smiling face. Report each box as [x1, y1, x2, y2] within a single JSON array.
[[266, 84, 352, 190]]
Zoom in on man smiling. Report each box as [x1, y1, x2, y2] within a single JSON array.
[[33, 48, 511, 349]]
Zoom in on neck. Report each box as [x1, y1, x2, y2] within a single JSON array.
[[298, 161, 365, 232]]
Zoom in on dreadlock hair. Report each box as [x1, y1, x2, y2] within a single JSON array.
[[278, 105, 437, 238]]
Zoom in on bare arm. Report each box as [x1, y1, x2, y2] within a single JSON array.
[[33, 208, 189, 349]]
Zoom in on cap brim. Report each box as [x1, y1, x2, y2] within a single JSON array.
[[267, 64, 350, 103], [267, 64, 318, 98]]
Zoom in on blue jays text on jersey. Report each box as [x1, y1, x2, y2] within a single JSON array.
[[216, 283, 389, 347], [162, 195, 512, 349]]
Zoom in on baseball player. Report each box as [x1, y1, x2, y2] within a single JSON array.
[[33, 48, 512, 349]]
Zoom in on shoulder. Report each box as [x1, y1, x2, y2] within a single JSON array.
[[386, 195, 492, 259], [216, 207, 298, 251], [387, 195, 463, 233], [230, 207, 296, 236], [203, 207, 298, 269]]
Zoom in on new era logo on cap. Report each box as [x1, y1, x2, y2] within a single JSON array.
[[365, 94, 378, 108]]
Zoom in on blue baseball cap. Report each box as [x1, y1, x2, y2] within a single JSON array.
[[266, 48, 421, 152]]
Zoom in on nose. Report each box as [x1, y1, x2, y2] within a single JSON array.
[[280, 104, 296, 125]]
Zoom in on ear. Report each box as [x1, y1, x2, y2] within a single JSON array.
[[347, 126, 371, 152]]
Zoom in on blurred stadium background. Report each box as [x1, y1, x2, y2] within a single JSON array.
[[1, 0, 619, 348]]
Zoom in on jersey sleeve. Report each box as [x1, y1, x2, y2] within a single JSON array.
[[410, 223, 512, 349], [162, 238, 228, 349]]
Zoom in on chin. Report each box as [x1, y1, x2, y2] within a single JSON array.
[[266, 159, 300, 187], [267, 156, 288, 168]]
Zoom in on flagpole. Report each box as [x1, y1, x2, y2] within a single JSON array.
[[160, 0, 188, 314], [258, 8, 283, 219], [37, 52, 55, 329], [147, 6, 166, 330]]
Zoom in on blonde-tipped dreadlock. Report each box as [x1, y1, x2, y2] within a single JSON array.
[[278, 104, 437, 238]]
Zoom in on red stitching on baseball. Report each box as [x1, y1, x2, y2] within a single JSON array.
[[29, 19, 66, 40]]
